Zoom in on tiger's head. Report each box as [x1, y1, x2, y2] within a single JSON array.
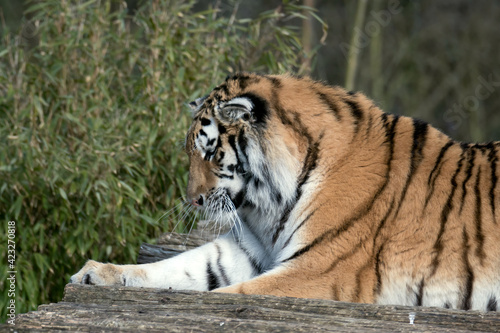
[[184, 73, 314, 226]]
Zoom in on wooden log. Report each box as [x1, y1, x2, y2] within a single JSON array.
[[137, 243, 182, 264], [137, 226, 227, 264], [11, 284, 500, 332], [137, 231, 213, 264]]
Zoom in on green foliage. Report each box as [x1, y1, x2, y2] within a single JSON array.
[[0, 0, 319, 319]]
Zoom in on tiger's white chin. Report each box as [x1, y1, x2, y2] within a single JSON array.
[[201, 190, 243, 233]]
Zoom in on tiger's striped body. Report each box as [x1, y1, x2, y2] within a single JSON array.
[[71, 73, 500, 311]]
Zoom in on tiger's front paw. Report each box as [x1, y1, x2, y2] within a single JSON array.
[[69, 260, 146, 287], [69, 260, 124, 286]]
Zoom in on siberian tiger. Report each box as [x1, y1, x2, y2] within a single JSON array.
[[70, 73, 500, 311]]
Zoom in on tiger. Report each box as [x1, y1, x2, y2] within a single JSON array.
[[70, 72, 500, 311]]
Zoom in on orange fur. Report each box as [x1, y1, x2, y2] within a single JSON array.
[[188, 73, 500, 309]]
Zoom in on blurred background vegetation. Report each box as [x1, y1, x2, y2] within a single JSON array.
[[1, 0, 499, 319]]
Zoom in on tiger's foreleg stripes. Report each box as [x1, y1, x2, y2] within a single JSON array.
[[70, 231, 266, 291]]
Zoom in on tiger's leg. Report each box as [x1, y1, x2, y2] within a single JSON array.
[[212, 265, 332, 299], [214, 250, 378, 303], [69, 229, 265, 291]]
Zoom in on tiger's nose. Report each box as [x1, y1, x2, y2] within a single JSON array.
[[191, 195, 204, 207]]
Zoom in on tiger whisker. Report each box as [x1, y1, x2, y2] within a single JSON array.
[[182, 210, 199, 246], [156, 198, 187, 225], [169, 204, 190, 233]]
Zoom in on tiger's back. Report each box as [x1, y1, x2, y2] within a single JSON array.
[[315, 103, 500, 310]]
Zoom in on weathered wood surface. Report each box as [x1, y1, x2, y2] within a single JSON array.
[[138, 222, 229, 264], [6, 230, 500, 332], [10, 284, 500, 332], [137, 229, 215, 264]]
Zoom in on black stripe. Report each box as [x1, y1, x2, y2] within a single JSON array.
[[373, 198, 396, 247], [380, 112, 389, 128], [281, 208, 318, 250], [252, 177, 261, 189], [354, 259, 373, 302], [204, 149, 216, 161], [282, 232, 327, 263], [218, 123, 227, 134], [258, 165, 282, 206], [344, 98, 363, 134], [263, 107, 320, 249], [372, 199, 396, 298], [297, 133, 322, 189], [270, 100, 322, 245], [242, 199, 256, 209], [384, 115, 399, 162], [227, 135, 244, 173], [364, 113, 373, 141], [459, 147, 475, 214], [272, 209, 292, 245], [284, 115, 399, 262], [374, 244, 385, 296], [416, 279, 425, 306], [237, 242, 264, 276], [474, 143, 488, 154], [393, 119, 429, 218], [213, 82, 230, 96], [217, 151, 225, 163], [430, 146, 465, 276], [474, 167, 486, 264], [331, 284, 340, 300], [231, 73, 261, 90], [237, 129, 248, 162], [215, 244, 230, 286], [428, 140, 455, 184], [264, 75, 282, 89], [232, 190, 245, 209], [272, 133, 321, 244], [273, 100, 308, 141], [199, 129, 207, 137], [346, 100, 363, 120], [201, 118, 211, 126], [487, 297, 498, 311], [316, 90, 341, 120], [238, 93, 269, 124], [322, 242, 363, 275], [460, 227, 474, 310], [214, 172, 233, 180], [487, 142, 498, 222], [203, 97, 213, 108], [220, 82, 230, 96], [206, 263, 220, 291], [425, 140, 454, 209]]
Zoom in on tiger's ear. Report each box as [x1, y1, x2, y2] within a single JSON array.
[[218, 97, 254, 123], [188, 96, 207, 117]]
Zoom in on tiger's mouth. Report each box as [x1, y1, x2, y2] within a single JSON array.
[[204, 188, 237, 213], [201, 188, 242, 231]]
